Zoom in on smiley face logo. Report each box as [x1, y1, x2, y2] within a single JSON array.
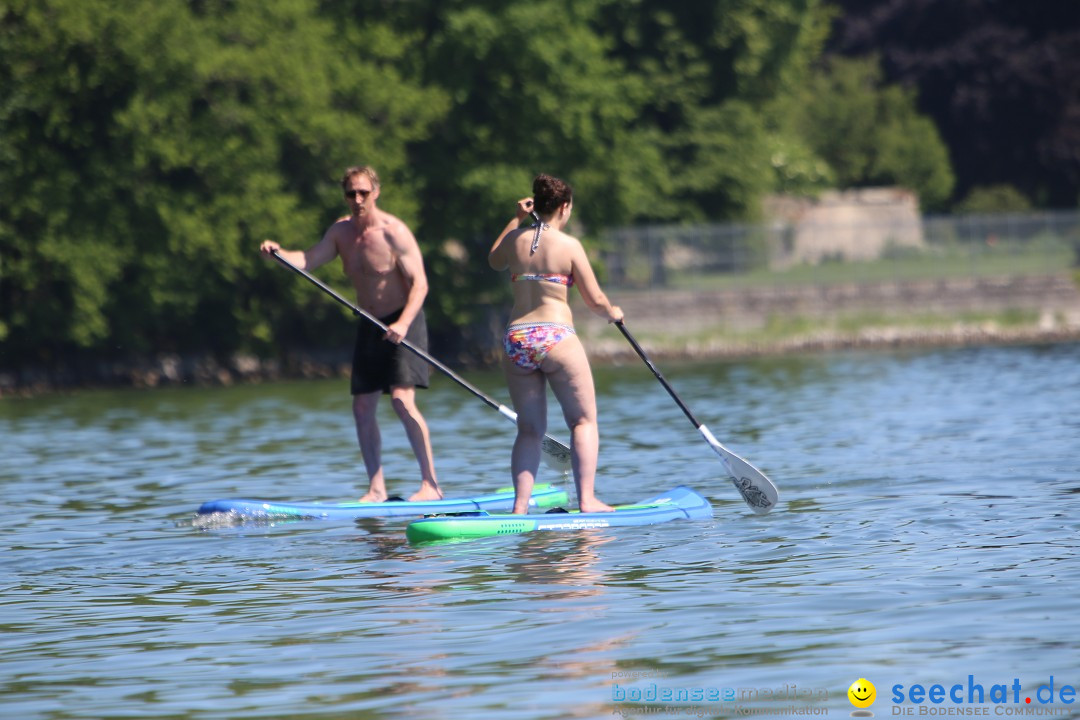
[[848, 678, 876, 709]]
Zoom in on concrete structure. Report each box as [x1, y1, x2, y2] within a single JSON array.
[[763, 187, 924, 267]]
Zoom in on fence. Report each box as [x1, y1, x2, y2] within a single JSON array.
[[599, 210, 1080, 291]]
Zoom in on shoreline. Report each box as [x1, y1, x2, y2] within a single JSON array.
[[587, 323, 1080, 363], [5, 272, 1079, 397], [3, 321, 1079, 399]]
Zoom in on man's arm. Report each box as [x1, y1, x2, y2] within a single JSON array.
[[384, 221, 429, 343], [260, 224, 341, 270]]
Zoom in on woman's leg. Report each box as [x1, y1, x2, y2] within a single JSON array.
[[542, 334, 613, 512], [503, 358, 548, 513]]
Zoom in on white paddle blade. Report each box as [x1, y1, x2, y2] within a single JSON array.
[[699, 425, 778, 514], [541, 436, 572, 474]]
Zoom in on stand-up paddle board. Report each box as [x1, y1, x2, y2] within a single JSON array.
[[405, 485, 712, 544], [197, 484, 568, 520]]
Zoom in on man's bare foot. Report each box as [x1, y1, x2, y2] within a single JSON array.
[[358, 489, 388, 503], [407, 482, 443, 502], [579, 498, 615, 513]]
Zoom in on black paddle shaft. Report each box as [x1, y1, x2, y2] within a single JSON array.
[[270, 250, 495, 409], [615, 321, 703, 430]]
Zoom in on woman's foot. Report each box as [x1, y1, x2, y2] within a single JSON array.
[[579, 498, 614, 513], [407, 480, 443, 502]]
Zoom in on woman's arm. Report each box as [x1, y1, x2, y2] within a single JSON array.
[[489, 197, 534, 270], [570, 240, 623, 323]]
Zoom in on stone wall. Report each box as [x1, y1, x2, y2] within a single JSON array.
[[575, 273, 1080, 355], [5, 274, 1080, 395], [763, 187, 924, 267]]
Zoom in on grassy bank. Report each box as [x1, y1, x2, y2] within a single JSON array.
[[662, 243, 1074, 291], [576, 287, 1080, 362]]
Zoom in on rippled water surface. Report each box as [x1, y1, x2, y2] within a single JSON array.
[[3, 343, 1080, 719]]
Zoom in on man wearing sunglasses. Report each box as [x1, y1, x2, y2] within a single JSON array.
[[260, 165, 440, 503]]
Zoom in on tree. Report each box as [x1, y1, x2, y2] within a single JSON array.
[[953, 185, 1033, 214], [0, 0, 857, 376], [828, 0, 1080, 208], [0, 0, 447, 368], [598, 0, 835, 220], [779, 55, 955, 208]]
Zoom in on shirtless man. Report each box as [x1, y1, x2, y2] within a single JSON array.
[[260, 166, 441, 502]]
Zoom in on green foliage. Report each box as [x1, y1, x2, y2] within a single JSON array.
[[827, 0, 1080, 209], [953, 185, 1034, 214], [0, 0, 910, 374], [1, 0, 446, 366], [401, 0, 836, 334], [598, 0, 835, 221], [779, 55, 956, 209], [410, 0, 661, 233]]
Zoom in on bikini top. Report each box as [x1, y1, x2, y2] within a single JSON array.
[[511, 271, 575, 287], [511, 213, 574, 286]]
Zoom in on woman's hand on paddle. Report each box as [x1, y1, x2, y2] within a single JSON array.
[[608, 305, 624, 324]]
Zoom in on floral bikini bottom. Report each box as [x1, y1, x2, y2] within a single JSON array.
[[503, 322, 576, 371]]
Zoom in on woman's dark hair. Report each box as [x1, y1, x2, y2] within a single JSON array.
[[532, 174, 573, 216]]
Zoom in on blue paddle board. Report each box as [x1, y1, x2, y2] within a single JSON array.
[[197, 484, 568, 520]]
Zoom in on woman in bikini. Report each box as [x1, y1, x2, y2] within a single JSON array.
[[489, 174, 624, 514]]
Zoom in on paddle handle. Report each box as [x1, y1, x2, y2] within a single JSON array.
[[272, 249, 495, 404], [615, 321, 702, 429], [271, 251, 449, 377]]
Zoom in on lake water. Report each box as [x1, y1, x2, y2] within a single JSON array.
[[3, 342, 1079, 719]]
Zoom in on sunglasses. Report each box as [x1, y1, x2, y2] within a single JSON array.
[[344, 189, 373, 199]]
